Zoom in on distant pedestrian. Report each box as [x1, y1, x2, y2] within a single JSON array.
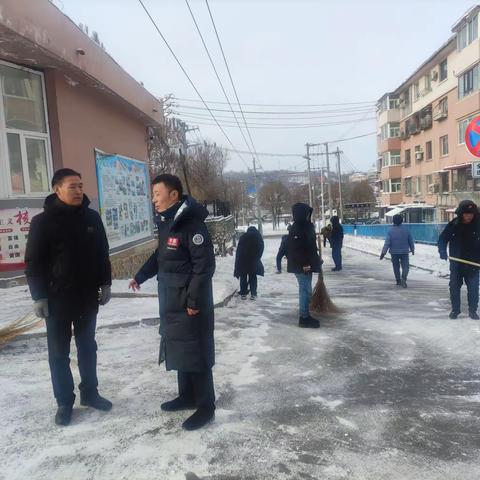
[[327, 216, 344, 271], [276, 226, 290, 273], [380, 214, 414, 288], [438, 200, 480, 320], [287, 203, 322, 328], [234, 226, 264, 300]]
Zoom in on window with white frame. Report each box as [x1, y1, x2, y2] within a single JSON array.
[[380, 122, 400, 141], [0, 61, 52, 197], [391, 178, 402, 193], [426, 140, 433, 160], [458, 64, 479, 99], [416, 176, 422, 194], [458, 14, 478, 51], [458, 113, 479, 144], [405, 177, 412, 195], [439, 59, 448, 81], [382, 151, 401, 167], [440, 135, 449, 156], [424, 74, 431, 93]]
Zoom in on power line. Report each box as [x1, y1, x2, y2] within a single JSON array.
[[184, 0, 256, 162], [174, 96, 376, 107], [176, 104, 376, 115], [137, 0, 251, 170], [185, 117, 376, 129], [204, 0, 263, 171]]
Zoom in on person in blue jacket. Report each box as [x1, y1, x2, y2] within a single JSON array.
[[380, 214, 415, 288]]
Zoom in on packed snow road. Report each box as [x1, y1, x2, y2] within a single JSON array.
[[1, 239, 480, 480]]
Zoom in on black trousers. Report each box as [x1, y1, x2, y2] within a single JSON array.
[[177, 369, 215, 411], [391, 253, 409, 281], [46, 299, 99, 407], [239, 274, 257, 296], [449, 264, 479, 313]]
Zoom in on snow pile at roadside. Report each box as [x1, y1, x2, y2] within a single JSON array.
[[343, 234, 449, 277]]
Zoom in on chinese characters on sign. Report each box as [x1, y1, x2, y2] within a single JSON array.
[[0, 208, 42, 271], [95, 151, 153, 249]]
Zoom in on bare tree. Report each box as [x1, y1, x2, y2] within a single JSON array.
[[259, 181, 290, 229]]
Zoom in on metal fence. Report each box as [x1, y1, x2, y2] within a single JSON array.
[[342, 223, 448, 245]]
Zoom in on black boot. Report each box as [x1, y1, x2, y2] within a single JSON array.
[[299, 316, 320, 328], [182, 407, 215, 431], [469, 310, 479, 320], [80, 393, 113, 411], [161, 396, 196, 412], [55, 405, 72, 426], [449, 310, 460, 319], [401, 279, 408, 288], [396, 280, 401, 286]]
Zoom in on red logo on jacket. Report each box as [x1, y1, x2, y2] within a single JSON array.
[[167, 237, 180, 249]]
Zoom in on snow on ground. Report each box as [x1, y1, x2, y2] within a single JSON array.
[[2, 238, 480, 479], [344, 233, 449, 277], [0, 254, 238, 332]]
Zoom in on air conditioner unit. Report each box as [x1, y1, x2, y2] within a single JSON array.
[[431, 70, 439, 81], [433, 110, 448, 121], [428, 184, 440, 194], [415, 151, 424, 161]]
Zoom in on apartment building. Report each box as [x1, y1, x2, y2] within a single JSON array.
[[377, 5, 480, 222]]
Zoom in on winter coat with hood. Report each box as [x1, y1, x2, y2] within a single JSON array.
[[234, 226, 264, 278], [438, 200, 480, 267], [328, 216, 344, 248], [134, 195, 216, 372], [24, 194, 111, 312], [287, 203, 322, 274]]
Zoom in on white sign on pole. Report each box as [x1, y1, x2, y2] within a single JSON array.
[[472, 161, 480, 178]]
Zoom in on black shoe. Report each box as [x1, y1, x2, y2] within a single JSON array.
[[182, 407, 215, 431], [396, 280, 401, 286], [469, 311, 480, 320], [55, 405, 72, 426], [449, 311, 460, 319], [250, 295, 257, 300], [80, 394, 113, 411], [161, 396, 196, 412], [298, 316, 320, 328], [240, 295, 247, 300], [401, 279, 407, 288]]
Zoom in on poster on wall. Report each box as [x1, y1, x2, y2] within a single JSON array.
[[95, 151, 153, 249], [0, 207, 42, 272]]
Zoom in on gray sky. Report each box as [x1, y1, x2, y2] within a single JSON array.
[[59, 0, 476, 173]]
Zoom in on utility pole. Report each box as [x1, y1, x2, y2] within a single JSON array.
[[240, 180, 246, 226], [305, 143, 314, 208], [178, 120, 198, 196], [335, 147, 343, 221], [320, 163, 325, 226], [324, 142, 332, 219], [252, 157, 263, 235]]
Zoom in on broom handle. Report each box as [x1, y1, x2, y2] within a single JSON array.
[[449, 256, 480, 268]]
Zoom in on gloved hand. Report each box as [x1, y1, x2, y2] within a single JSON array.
[[379, 253, 385, 260], [411, 251, 415, 256], [99, 285, 111, 305], [439, 252, 448, 261], [34, 299, 49, 318]]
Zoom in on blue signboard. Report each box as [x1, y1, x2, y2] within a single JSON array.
[[95, 151, 153, 248]]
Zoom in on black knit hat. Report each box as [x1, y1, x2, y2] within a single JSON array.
[[392, 214, 403, 225], [455, 199, 478, 215]]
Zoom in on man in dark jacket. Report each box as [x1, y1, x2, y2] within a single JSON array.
[[327, 215, 344, 271], [287, 203, 321, 328], [130, 174, 216, 430], [438, 199, 480, 320], [234, 226, 264, 299], [380, 214, 415, 288], [24, 168, 113, 426]]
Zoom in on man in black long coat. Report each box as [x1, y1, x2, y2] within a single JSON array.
[[327, 215, 344, 271], [130, 174, 216, 430], [24, 168, 113, 426], [234, 226, 264, 299], [438, 199, 480, 319]]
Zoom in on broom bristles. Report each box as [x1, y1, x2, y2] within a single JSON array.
[[310, 273, 340, 314], [0, 312, 43, 346]]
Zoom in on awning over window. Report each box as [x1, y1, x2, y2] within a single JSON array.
[[443, 162, 472, 170], [385, 206, 406, 217]]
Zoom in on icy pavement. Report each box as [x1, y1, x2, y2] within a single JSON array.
[[2, 240, 480, 479]]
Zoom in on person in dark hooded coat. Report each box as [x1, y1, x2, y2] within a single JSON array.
[[24, 168, 113, 427], [287, 203, 321, 328], [438, 199, 480, 320], [130, 174, 216, 430], [327, 215, 344, 271], [234, 226, 264, 299]]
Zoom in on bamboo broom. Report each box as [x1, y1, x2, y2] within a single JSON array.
[[310, 233, 340, 314], [0, 312, 43, 346]]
